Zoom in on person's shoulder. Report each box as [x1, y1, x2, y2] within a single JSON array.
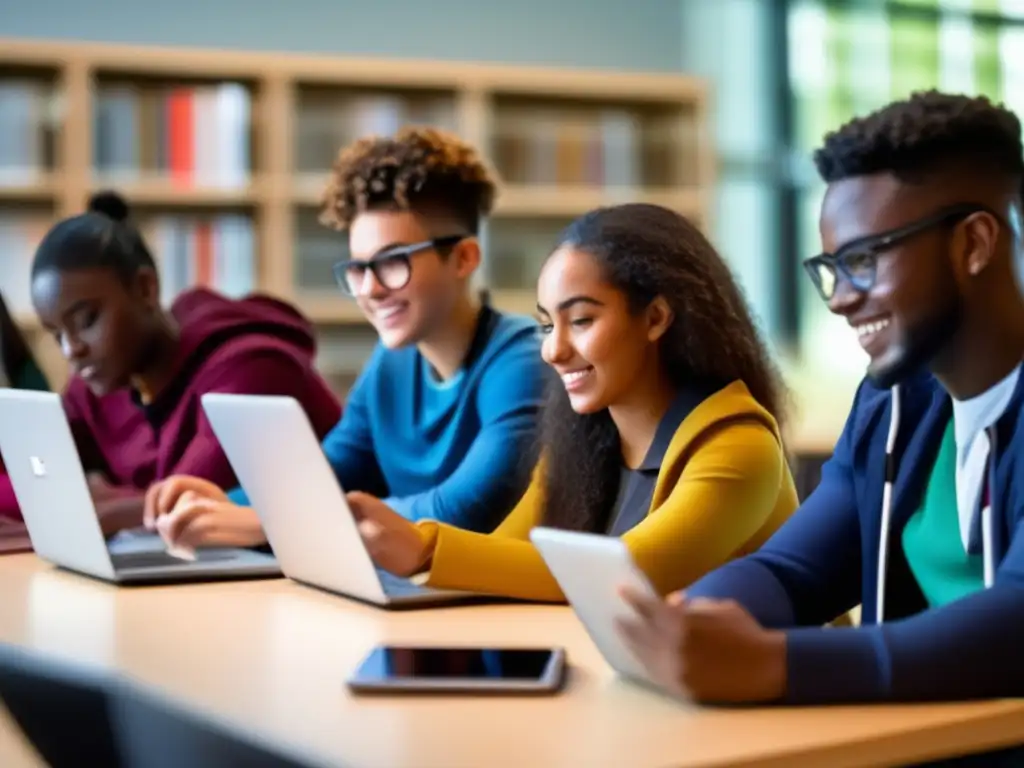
[[172, 288, 320, 364], [473, 311, 544, 388], [996, 366, 1024, 453], [666, 380, 783, 458], [347, 341, 413, 405], [492, 309, 540, 337], [477, 310, 541, 362]]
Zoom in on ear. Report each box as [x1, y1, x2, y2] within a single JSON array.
[[133, 267, 161, 310], [452, 237, 482, 280], [963, 211, 1002, 277], [645, 295, 674, 343]]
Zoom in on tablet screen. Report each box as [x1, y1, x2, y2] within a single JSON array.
[[354, 646, 558, 682]]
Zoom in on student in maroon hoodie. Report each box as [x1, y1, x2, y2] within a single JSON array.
[[0, 192, 342, 534]]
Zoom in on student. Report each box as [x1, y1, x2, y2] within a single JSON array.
[[145, 127, 545, 548], [0, 191, 342, 530], [617, 91, 1024, 709], [340, 202, 800, 603]]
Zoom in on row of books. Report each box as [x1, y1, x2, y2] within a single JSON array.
[[0, 80, 58, 185], [94, 83, 252, 188], [483, 218, 574, 290], [145, 215, 257, 304], [0, 212, 256, 315], [295, 91, 457, 173], [293, 209, 348, 290], [2, 76, 694, 192], [492, 109, 690, 188]]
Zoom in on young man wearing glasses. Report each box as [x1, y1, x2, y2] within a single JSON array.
[[616, 91, 1024, 718], [142, 127, 545, 550]]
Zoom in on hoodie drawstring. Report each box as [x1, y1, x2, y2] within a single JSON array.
[[982, 425, 997, 589], [876, 385, 901, 624]]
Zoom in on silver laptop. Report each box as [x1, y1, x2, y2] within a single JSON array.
[[201, 392, 475, 608], [0, 390, 280, 583]]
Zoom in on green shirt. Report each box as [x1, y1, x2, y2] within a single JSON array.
[[902, 418, 985, 607]]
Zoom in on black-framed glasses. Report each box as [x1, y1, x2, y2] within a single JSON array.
[[332, 235, 465, 296], [802, 203, 995, 301]]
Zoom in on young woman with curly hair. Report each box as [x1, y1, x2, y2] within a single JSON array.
[[349, 201, 800, 603], [144, 127, 545, 548]]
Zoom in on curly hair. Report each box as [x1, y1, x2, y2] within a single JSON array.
[[813, 90, 1024, 187], [319, 126, 499, 234], [539, 203, 786, 532], [31, 190, 157, 283]]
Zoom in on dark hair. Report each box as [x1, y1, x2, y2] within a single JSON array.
[[0, 291, 43, 387], [540, 203, 785, 532], [319, 126, 499, 235], [813, 90, 1024, 188], [30, 191, 157, 282]]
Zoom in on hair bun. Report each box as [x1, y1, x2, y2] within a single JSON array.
[[87, 190, 131, 223]]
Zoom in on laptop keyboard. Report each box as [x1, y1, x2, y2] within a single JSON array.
[[111, 550, 237, 569], [378, 568, 429, 597]]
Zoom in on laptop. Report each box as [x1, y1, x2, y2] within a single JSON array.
[[0, 390, 280, 584], [529, 526, 661, 686], [200, 392, 475, 608]]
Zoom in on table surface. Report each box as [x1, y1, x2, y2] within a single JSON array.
[[1, 553, 1022, 768]]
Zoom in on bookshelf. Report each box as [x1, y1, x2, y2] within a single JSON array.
[[0, 39, 713, 393]]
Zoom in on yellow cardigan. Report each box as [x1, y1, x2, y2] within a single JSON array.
[[414, 380, 799, 603]]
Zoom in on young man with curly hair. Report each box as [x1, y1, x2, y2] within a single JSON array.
[[143, 127, 545, 548], [618, 90, 1024, 716]]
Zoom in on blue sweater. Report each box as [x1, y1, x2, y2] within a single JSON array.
[[687, 369, 1024, 704], [229, 307, 544, 533]]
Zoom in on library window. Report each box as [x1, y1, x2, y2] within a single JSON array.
[[786, 0, 1024, 380]]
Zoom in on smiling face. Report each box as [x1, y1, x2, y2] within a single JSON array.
[[819, 174, 971, 388], [30, 266, 159, 396], [536, 245, 670, 414], [346, 210, 476, 348]]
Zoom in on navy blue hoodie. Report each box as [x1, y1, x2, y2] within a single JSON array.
[[687, 368, 1024, 703]]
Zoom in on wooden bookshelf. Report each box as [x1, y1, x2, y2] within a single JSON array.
[[0, 38, 714, 389]]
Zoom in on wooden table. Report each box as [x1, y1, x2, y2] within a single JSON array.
[[1, 554, 1022, 767]]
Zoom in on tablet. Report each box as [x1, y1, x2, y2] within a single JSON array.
[[529, 526, 659, 683], [346, 646, 567, 695]]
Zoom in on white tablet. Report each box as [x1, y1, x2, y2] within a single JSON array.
[[529, 527, 659, 683]]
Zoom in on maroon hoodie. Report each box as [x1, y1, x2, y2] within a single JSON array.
[[0, 288, 342, 520]]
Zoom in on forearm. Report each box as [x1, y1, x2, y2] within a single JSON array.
[[685, 559, 798, 628], [421, 522, 565, 603], [390, 425, 538, 532], [781, 586, 1024, 704], [387, 482, 517, 532], [95, 494, 146, 538]]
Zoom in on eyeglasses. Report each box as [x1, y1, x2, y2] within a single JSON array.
[[333, 235, 465, 296], [802, 203, 994, 301]]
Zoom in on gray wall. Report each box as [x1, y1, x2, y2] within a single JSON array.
[[0, 0, 684, 71]]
